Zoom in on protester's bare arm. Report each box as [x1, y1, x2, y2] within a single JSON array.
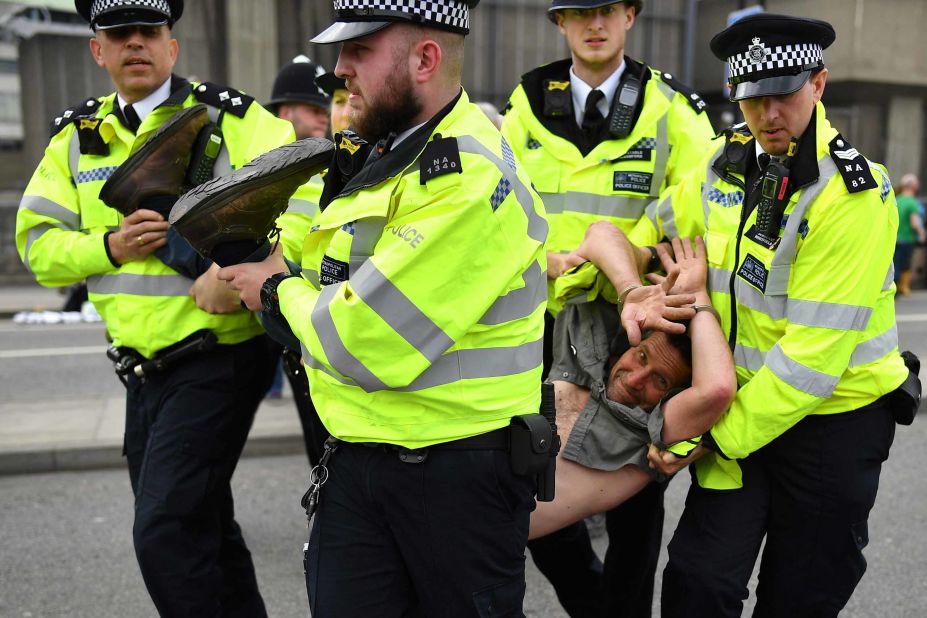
[[547, 251, 587, 280], [644, 237, 735, 475], [529, 458, 650, 540], [659, 237, 735, 443], [574, 221, 696, 344], [573, 221, 649, 290]]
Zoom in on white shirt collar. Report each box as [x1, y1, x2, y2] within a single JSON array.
[[570, 60, 626, 128], [117, 78, 172, 124], [391, 121, 427, 149], [755, 141, 770, 166]]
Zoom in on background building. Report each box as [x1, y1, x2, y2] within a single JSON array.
[[1, 0, 925, 283]]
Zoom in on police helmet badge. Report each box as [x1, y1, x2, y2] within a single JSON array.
[[747, 37, 767, 64]]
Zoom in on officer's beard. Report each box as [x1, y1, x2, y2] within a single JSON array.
[[351, 68, 423, 144]]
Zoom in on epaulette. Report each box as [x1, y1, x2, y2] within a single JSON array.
[[192, 82, 254, 118], [420, 133, 462, 184], [49, 97, 101, 137], [828, 134, 877, 194], [656, 71, 707, 114]]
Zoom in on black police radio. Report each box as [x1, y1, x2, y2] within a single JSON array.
[[755, 137, 799, 237], [608, 75, 642, 139]]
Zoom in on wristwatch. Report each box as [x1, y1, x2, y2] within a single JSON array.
[[260, 272, 295, 316], [644, 245, 660, 273]]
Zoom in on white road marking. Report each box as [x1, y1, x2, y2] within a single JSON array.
[[0, 346, 105, 359]]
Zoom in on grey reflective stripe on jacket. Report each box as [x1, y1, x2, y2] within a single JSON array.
[[765, 343, 839, 398], [541, 192, 649, 219], [19, 196, 81, 271], [299, 337, 543, 394], [87, 272, 192, 296]]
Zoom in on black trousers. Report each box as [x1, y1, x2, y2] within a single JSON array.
[[662, 403, 896, 618], [527, 480, 667, 618], [124, 334, 276, 618], [305, 441, 536, 617], [281, 348, 329, 467]]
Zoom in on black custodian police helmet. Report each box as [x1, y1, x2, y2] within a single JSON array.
[[266, 56, 331, 113], [711, 13, 835, 101], [547, 0, 643, 23], [312, 0, 480, 45], [75, 0, 184, 30]]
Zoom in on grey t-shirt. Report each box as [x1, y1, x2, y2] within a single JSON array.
[[549, 298, 674, 481]]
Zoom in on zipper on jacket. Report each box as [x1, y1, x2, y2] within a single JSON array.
[[716, 169, 748, 352]]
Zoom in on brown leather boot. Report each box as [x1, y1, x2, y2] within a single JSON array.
[[169, 137, 333, 266], [100, 104, 210, 216], [899, 270, 913, 295]]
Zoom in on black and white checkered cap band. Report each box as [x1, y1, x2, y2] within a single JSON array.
[[333, 0, 470, 32], [90, 0, 171, 22], [728, 43, 823, 82]]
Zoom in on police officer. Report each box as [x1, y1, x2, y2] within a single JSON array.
[[266, 55, 331, 141], [215, 0, 548, 615], [501, 2, 714, 615], [317, 71, 351, 136], [635, 14, 913, 617], [15, 1, 301, 615]]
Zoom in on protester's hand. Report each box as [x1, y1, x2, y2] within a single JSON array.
[[574, 221, 623, 266], [547, 251, 587, 280], [646, 236, 707, 295], [190, 263, 241, 314], [216, 247, 287, 311], [620, 269, 696, 345], [107, 209, 169, 264], [647, 443, 708, 476]]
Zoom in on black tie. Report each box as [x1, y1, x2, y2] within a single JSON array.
[[581, 90, 606, 139], [123, 104, 141, 133]]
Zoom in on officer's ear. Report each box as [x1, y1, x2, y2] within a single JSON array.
[[89, 36, 105, 68], [411, 35, 444, 85], [809, 68, 827, 104]]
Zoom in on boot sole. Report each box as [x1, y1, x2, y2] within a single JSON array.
[[100, 104, 209, 209], [169, 137, 333, 227]]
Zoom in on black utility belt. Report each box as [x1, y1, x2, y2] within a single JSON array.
[[359, 411, 561, 502], [106, 330, 218, 380]]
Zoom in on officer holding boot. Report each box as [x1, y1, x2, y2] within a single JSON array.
[[213, 1, 549, 614], [500, 2, 714, 615], [14, 1, 301, 615]]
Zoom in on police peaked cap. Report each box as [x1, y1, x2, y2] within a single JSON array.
[[548, 0, 643, 23], [317, 72, 347, 98], [312, 0, 480, 45], [75, 0, 183, 30], [266, 58, 331, 112], [711, 13, 835, 101]]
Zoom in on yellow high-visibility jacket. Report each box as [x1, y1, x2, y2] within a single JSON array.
[[16, 76, 299, 358], [502, 57, 714, 257], [277, 90, 548, 447]]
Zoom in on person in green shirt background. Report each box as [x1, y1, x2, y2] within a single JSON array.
[[894, 173, 926, 295]]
